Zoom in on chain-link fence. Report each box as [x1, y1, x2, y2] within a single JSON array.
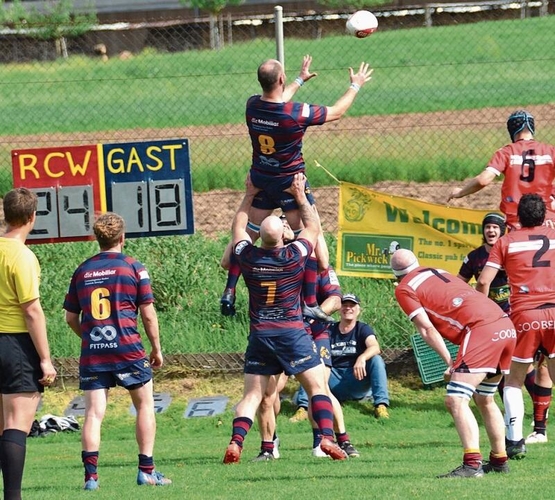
[[1, 2, 554, 359], [1, 2, 553, 209]]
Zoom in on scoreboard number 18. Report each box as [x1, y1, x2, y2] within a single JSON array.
[[11, 139, 194, 244]]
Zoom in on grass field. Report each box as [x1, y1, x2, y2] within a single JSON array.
[[23, 374, 550, 500], [2, 17, 554, 135]]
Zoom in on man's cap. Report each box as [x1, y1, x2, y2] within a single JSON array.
[[341, 293, 360, 304]]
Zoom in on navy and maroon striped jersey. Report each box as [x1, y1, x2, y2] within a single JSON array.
[[246, 95, 327, 177], [309, 266, 342, 341], [458, 245, 510, 312], [234, 238, 313, 335], [63, 252, 153, 371]]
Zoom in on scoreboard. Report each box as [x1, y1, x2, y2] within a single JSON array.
[[11, 139, 194, 244]]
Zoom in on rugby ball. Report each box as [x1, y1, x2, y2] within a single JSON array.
[[346, 10, 378, 38]]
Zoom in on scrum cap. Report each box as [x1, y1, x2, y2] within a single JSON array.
[[507, 110, 535, 142], [482, 212, 506, 238]]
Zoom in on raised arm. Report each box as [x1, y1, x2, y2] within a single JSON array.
[[325, 62, 373, 122], [283, 55, 318, 102], [287, 173, 319, 247], [232, 174, 260, 246], [447, 169, 496, 202]]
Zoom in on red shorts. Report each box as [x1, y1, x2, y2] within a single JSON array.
[[453, 317, 516, 374], [510, 308, 555, 363]]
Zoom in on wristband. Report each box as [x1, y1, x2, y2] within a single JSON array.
[[350, 83, 361, 92], [295, 77, 304, 87]]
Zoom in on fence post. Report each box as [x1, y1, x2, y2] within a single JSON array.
[[425, 5, 433, 27], [275, 5, 284, 67], [540, 0, 549, 16], [520, 1, 527, 19], [227, 12, 233, 46]]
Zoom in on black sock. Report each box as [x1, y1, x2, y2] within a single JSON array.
[[1, 429, 27, 500]]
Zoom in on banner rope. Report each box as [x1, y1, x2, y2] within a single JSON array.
[[314, 160, 340, 184]]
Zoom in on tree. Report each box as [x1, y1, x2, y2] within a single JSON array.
[[181, 0, 244, 50], [0, 0, 97, 59]]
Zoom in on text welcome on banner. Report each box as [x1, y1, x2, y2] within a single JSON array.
[[336, 182, 496, 279]]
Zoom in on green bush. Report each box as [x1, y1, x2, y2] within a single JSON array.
[[35, 232, 411, 357]]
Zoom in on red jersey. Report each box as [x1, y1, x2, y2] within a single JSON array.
[[395, 267, 506, 345], [486, 139, 555, 227], [486, 225, 555, 314]]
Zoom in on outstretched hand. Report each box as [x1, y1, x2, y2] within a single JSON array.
[[298, 55, 318, 83], [447, 187, 462, 203], [349, 62, 373, 88]]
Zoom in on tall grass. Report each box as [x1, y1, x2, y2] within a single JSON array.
[[35, 233, 410, 357]]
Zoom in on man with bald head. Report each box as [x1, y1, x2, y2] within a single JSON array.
[[391, 249, 516, 478], [222, 172, 346, 464], [220, 55, 373, 322]]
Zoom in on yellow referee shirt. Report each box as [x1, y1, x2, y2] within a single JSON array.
[[0, 237, 41, 333]]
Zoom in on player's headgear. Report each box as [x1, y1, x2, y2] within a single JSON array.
[[507, 110, 535, 142], [482, 212, 506, 238]]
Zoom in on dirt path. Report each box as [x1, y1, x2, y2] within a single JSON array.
[[194, 180, 502, 238]]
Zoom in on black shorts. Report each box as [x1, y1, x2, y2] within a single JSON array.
[[0, 332, 44, 394]]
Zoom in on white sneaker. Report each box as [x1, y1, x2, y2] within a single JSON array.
[[312, 445, 330, 458], [525, 431, 548, 444], [273, 436, 280, 459]]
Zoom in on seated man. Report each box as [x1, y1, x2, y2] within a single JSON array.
[[328, 294, 390, 419]]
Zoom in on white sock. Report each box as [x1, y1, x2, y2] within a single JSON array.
[[503, 385, 524, 442]]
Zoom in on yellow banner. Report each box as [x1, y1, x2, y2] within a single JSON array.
[[337, 182, 495, 279]]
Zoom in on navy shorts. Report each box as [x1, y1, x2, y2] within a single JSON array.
[[314, 336, 332, 368], [244, 330, 321, 376], [250, 170, 315, 211], [0, 333, 44, 394], [79, 358, 153, 391]]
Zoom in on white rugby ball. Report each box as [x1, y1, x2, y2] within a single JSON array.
[[346, 10, 378, 38]]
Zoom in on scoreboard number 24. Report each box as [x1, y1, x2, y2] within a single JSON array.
[[11, 139, 194, 244]]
